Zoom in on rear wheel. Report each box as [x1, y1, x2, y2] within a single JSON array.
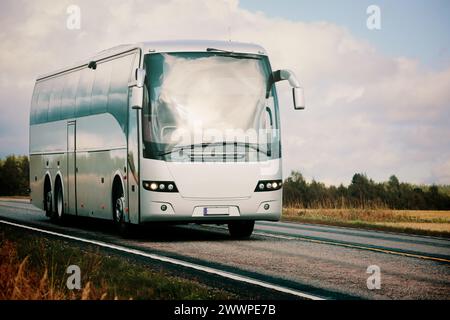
[[51, 180, 65, 224], [228, 220, 255, 239]]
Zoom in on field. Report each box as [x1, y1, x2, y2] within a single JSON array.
[[282, 208, 450, 238]]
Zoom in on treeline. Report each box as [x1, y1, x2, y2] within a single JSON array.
[[283, 171, 450, 210], [0, 155, 29, 196], [1, 155, 450, 210]]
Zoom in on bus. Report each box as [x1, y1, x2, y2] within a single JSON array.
[[29, 40, 304, 238]]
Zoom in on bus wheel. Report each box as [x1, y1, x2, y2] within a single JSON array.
[[45, 190, 52, 217], [113, 188, 132, 237], [228, 220, 255, 239], [51, 180, 65, 224]]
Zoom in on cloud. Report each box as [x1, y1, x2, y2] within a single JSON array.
[[0, 0, 449, 185]]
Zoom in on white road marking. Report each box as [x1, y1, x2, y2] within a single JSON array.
[[0, 219, 325, 300]]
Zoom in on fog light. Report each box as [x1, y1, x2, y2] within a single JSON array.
[[161, 204, 167, 211], [150, 183, 158, 190], [264, 203, 270, 210]]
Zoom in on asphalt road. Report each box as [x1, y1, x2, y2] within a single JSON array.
[[0, 200, 449, 300]]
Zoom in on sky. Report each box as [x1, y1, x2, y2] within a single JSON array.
[[0, 0, 449, 186], [240, 0, 450, 69]]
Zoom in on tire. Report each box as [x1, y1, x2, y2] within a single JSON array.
[[51, 181, 65, 224], [44, 188, 52, 217], [112, 185, 133, 238], [228, 220, 255, 239]]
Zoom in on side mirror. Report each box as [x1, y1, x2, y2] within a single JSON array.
[[293, 87, 305, 110], [136, 68, 146, 88], [271, 69, 305, 110], [130, 86, 143, 110]]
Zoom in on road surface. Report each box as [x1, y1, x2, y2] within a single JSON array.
[[0, 200, 449, 300]]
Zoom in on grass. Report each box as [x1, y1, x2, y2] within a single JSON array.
[[282, 208, 450, 238], [0, 225, 238, 300]]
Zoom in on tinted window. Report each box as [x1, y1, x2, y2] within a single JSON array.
[[35, 80, 52, 123], [30, 82, 42, 125], [91, 61, 112, 115], [48, 75, 66, 122], [60, 70, 80, 119], [108, 54, 134, 131], [75, 68, 95, 117]]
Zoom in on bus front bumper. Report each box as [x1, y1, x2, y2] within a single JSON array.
[[139, 190, 282, 223]]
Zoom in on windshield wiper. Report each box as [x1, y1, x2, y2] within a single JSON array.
[[205, 48, 262, 60], [157, 142, 268, 157], [206, 47, 232, 53]]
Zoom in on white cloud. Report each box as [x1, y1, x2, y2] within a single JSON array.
[[0, 0, 449, 185]]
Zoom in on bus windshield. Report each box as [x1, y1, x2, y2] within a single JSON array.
[[142, 52, 280, 162]]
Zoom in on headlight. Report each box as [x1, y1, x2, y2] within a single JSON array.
[[255, 180, 282, 192], [143, 181, 179, 193]]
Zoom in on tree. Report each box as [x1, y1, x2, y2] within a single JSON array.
[[349, 173, 371, 208], [0, 155, 30, 196], [1, 155, 20, 195], [283, 170, 450, 210]]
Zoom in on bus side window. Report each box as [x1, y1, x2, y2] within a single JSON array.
[[108, 54, 134, 131], [91, 61, 112, 115], [35, 79, 52, 123], [61, 71, 80, 120], [30, 82, 42, 125], [48, 75, 66, 122], [76, 68, 95, 117]]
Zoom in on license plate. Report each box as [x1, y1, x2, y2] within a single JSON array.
[[203, 207, 229, 216]]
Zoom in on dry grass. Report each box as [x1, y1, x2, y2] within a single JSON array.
[[0, 227, 237, 300], [282, 208, 450, 237], [0, 239, 113, 300], [373, 222, 450, 233]]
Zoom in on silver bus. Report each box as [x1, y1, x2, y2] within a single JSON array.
[[29, 40, 304, 238]]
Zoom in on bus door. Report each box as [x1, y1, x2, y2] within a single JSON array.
[[67, 121, 77, 215]]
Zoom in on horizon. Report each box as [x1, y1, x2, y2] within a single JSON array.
[[1, 153, 449, 189], [0, 0, 449, 185]]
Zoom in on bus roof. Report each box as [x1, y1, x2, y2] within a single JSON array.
[[37, 40, 267, 80]]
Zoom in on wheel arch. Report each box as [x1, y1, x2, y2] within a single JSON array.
[[43, 171, 53, 191], [111, 171, 128, 222], [111, 171, 125, 198]]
